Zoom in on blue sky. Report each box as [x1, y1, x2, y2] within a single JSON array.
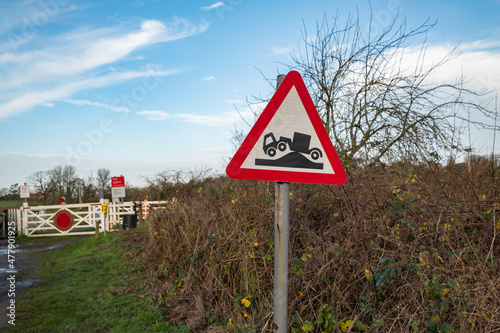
[[0, 0, 499, 190]]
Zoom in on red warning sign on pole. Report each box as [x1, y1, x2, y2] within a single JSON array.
[[226, 71, 346, 185], [111, 176, 125, 188]]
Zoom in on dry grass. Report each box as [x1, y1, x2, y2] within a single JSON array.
[[139, 161, 500, 332]]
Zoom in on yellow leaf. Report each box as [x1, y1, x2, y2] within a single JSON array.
[[481, 311, 492, 319], [227, 319, 232, 328], [365, 269, 370, 280], [340, 320, 352, 332]]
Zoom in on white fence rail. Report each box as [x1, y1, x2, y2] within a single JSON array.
[[1, 208, 21, 238], [2, 200, 172, 238], [137, 200, 172, 219], [107, 202, 136, 230]]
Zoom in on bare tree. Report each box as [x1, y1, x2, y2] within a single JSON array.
[[0, 187, 9, 197], [62, 165, 78, 202], [275, 12, 494, 165], [97, 168, 111, 189], [28, 167, 101, 204], [49, 165, 64, 198], [34, 165, 80, 203], [27, 171, 51, 204], [71, 175, 99, 203]]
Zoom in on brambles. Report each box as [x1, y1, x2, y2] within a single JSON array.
[[139, 160, 500, 332]]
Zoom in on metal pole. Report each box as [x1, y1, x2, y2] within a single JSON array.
[[273, 73, 290, 333], [274, 181, 290, 332], [103, 213, 107, 237]]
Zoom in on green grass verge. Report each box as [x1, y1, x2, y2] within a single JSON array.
[[4, 233, 191, 333]]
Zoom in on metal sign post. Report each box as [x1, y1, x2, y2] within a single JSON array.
[[273, 181, 290, 332]]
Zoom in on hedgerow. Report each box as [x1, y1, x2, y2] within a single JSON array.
[[139, 161, 500, 332]]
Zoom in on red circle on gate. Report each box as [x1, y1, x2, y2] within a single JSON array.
[[54, 209, 74, 231]]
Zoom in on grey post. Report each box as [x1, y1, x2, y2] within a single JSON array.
[[273, 74, 290, 333], [103, 212, 107, 237]]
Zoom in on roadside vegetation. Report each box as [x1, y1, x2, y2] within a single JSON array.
[[139, 159, 499, 332], [6, 158, 499, 332]]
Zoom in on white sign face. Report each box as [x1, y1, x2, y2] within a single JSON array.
[[20, 185, 30, 198], [111, 187, 126, 198], [240, 86, 334, 174]]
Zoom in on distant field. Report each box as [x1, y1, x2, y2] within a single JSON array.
[[0, 200, 23, 210], [0, 200, 44, 209], [0, 200, 23, 209]]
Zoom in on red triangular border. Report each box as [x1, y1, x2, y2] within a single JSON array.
[[226, 71, 346, 185]]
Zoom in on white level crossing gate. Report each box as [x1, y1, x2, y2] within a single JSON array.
[[4, 200, 171, 237], [19, 203, 105, 237]]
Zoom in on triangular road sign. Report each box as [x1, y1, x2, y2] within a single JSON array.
[[226, 71, 346, 184]]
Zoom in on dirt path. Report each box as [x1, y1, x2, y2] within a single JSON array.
[[0, 236, 85, 328]]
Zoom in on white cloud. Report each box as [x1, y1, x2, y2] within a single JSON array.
[[172, 111, 246, 126], [63, 99, 130, 113], [137, 109, 255, 127], [137, 110, 170, 120], [0, 67, 179, 120], [202, 2, 224, 11], [0, 18, 209, 120], [0, 151, 62, 159], [396, 41, 500, 93], [202, 76, 216, 81], [269, 46, 292, 56], [0, 19, 208, 87], [226, 99, 243, 104]]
